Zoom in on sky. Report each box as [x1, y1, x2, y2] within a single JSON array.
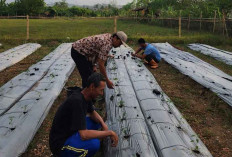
[[5, 0, 133, 6]]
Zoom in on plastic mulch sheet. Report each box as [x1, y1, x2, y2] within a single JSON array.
[[0, 43, 72, 116], [188, 43, 232, 65], [0, 43, 41, 72], [104, 49, 159, 157], [104, 45, 212, 157], [0, 44, 75, 157], [153, 42, 232, 108]]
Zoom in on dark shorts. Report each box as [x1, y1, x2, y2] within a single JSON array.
[[145, 53, 160, 63], [60, 117, 101, 157]]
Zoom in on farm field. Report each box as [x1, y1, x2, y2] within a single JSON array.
[[0, 18, 232, 157]]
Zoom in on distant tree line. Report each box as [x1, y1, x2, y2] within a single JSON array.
[[0, 0, 231, 18], [120, 0, 232, 18]]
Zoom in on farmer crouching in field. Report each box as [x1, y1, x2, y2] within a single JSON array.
[[49, 73, 118, 157], [132, 38, 161, 69], [71, 31, 127, 89]]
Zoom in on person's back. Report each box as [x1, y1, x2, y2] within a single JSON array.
[[133, 38, 161, 69], [143, 43, 161, 62]]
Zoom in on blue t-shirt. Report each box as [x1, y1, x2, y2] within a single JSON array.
[[142, 43, 161, 61]]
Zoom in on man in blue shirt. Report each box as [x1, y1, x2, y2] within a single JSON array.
[[132, 38, 161, 69]]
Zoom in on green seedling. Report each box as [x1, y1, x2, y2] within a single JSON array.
[[123, 127, 130, 139], [8, 116, 15, 125], [118, 101, 124, 108], [192, 146, 200, 154], [120, 112, 127, 121], [50, 73, 55, 78], [110, 67, 117, 71]]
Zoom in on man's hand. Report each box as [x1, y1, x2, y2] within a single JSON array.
[[101, 123, 108, 131], [132, 53, 136, 57], [107, 54, 114, 59], [106, 79, 114, 89], [110, 131, 118, 147]]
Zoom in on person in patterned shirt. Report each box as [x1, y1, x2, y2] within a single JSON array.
[[71, 31, 127, 89]]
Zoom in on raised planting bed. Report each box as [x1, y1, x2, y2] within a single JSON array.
[[0, 43, 41, 72], [104, 45, 212, 157], [188, 43, 232, 65], [153, 42, 232, 108], [0, 43, 72, 116], [0, 44, 75, 157]]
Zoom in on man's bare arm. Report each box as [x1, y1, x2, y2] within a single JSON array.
[[89, 111, 108, 130], [98, 58, 114, 89], [79, 130, 118, 147]]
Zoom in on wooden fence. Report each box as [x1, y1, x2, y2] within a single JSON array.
[[0, 15, 231, 40]]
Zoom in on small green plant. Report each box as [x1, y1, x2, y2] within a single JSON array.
[[122, 126, 130, 139], [120, 112, 127, 121], [8, 116, 15, 125], [110, 67, 117, 71], [50, 73, 55, 78], [118, 101, 124, 108], [192, 145, 200, 154]]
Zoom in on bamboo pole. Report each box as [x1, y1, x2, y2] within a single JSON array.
[[26, 15, 29, 40], [114, 16, 117, 33], [179, 12, 181, 38], [223, 11, 228, 37], [200, 11, 202, 31], [213, 10, 216, 33], [187, 14, 190, 30]]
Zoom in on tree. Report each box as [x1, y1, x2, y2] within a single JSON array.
[[15, 0, 45, 15], [53, 0, 69, 16], [0, 0, 7, 15]]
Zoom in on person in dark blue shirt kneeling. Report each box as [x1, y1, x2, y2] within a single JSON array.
[[132, 38, 161, 69]]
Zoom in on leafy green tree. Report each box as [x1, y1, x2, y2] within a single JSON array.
[[15, 0, 45, 15]]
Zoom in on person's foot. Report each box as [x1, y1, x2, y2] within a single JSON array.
[[149, 59, 158, 69]]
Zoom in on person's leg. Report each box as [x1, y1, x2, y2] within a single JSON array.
[[60, 117, 101, 157], [71, 48, 93, 88], [86, 116, 101, 130], [145, 54, 159, 69]]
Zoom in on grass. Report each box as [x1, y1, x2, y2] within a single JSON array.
[[0, 18, 232, 157]]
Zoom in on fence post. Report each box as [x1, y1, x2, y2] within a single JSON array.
[[179, 11, 182, 38], [26, 15, 29, 40], [151, 11, 153, 22], [188, 14, 190, 30], [114, 16, 117, 33], [200, 11, 202, 31], [213, 10, 216, 33], [222, 11, 228, 37]]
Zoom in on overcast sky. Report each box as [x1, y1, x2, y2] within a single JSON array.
[[5, 0, 133, 6]]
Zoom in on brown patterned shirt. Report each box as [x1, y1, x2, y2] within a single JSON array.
[[72, 33, 113, 63]]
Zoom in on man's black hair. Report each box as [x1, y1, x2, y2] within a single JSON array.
[[112, 33, 120, 39], [138, 38, 145, 44], [86, 72, 106, 88]]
